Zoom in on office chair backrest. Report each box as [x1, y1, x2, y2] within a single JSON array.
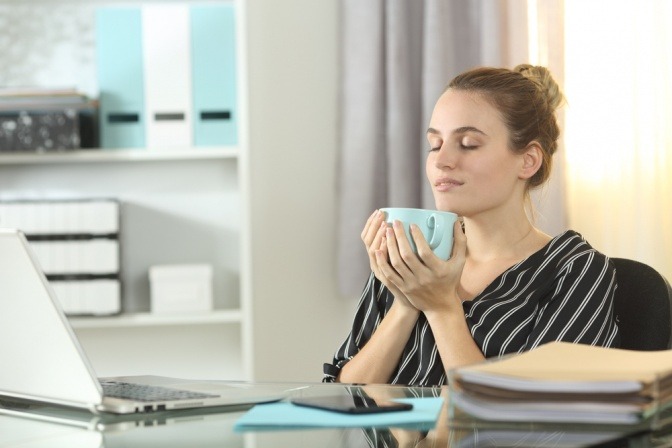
[[611, 258, 672, 351]]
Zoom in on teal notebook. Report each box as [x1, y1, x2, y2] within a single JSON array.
[[234, 397, 444, 431]]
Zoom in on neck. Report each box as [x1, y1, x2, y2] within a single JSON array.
[[462, 209, 548, 263]]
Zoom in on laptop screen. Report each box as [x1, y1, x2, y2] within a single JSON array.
[[0, 229, 103, 410]]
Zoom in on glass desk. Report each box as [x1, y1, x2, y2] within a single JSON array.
[[1, 382, 670, 448]]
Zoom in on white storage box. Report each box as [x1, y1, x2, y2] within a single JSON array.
[[149, 264, 213, 314]]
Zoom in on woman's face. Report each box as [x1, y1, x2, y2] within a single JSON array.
[[425, 89, 528, 217]]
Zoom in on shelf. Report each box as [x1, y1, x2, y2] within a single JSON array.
[[2, 0, 252, 381], [69, 309, 243, 329], [0, 146, 239, 165]]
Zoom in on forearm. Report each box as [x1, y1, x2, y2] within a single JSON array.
[[424, 310, 485, 373], [338, 302, 419, 384]]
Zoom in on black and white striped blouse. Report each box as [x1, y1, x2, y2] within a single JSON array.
[[323, 230, 621, 386]]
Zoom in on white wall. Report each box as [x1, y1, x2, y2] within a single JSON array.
[[246, 0, 356, 381]]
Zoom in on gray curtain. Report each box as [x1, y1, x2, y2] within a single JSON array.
[[337, 0, 542, 296]]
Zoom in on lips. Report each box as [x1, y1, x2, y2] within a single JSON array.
[[434, 177, 464, 192]]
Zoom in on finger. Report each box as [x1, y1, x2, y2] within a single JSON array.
[[371, 233, 388, 273], [386, 225, 414, 278], [450, 220, 467, 263], [379, 232, 388, 252], [363, 217, 385, 255], [362, 211, 387, 251], [375, 248, 403, 285], [360, 210, 381, 242], [366, 221, 394, 274], [367, 223, 389, 275], [391, 220, 422, 270], [410, 223, 439, 268], [369, 221, 388, 255]]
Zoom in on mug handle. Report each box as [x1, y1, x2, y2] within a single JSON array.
[[426, 214, 443, 249]]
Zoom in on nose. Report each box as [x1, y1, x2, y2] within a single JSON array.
[[433, 144, 456, 169]]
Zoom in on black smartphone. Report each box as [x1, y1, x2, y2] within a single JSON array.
[[290, 395, 413, 414]]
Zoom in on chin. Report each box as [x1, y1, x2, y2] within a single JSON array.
[[434, 202, 461, 215]]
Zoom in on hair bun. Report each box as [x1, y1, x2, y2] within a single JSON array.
[[514, 64, 564, 112]]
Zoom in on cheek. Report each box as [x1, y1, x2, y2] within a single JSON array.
[[475, 153, 518, 178], [425, 153, 435, 178]]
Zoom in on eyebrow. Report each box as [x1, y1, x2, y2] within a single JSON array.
[[426, 126, 487, 137]]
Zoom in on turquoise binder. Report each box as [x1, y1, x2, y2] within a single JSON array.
[[96, 7, 145, 149], [190, 4, 238, 146]]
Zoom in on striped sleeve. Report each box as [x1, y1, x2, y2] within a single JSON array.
[[322, 272, 391, 382], [525, 250, 620, 350]]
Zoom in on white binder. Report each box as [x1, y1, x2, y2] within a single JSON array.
[[142, 4, 193, 148], [0, 200, 119, 234], [0, 199, 121, 316], [51, 279, 121, 316], [29, 239, 120, 275]]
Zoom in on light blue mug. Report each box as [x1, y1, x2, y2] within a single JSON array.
[[380, 208, 458, 260]]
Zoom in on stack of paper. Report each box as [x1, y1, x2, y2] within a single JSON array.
[[450, 342, 672, 425]]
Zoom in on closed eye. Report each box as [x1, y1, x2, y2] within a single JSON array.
[[458, 133, 481, 150]]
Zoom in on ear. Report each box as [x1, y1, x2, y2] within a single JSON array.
[[518, 141, 543, 180]]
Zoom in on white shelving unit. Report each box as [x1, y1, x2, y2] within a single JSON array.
[[69, 309, 244, 329], [0, 147, 238, 164], [0, 0, 252, 381]]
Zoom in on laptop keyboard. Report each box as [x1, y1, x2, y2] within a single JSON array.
[[101, 381, 219, 402]]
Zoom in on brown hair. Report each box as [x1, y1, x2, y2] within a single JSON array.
[[447, 64, 564, 189]]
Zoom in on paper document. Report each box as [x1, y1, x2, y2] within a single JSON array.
[[456, 341, 672, 392], [450, 342, 672, 425], [451, 391, 644, 424], [234, 397, 444, 431]]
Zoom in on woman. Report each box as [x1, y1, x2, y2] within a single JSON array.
[[324, 64, 620, 386]]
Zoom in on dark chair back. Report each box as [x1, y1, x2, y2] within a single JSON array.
[[611, 258, 672, 350]]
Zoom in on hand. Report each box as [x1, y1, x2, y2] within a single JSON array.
[[361, 210, 418, 312], [376, 219, 467, 315]]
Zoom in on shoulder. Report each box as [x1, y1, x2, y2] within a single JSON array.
[[546, 230, 608, 262], [546, 229, 590, 252], [546, 230, 614, 277]]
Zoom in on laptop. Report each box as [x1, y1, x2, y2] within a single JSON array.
[[0, 228, 287, 415]]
